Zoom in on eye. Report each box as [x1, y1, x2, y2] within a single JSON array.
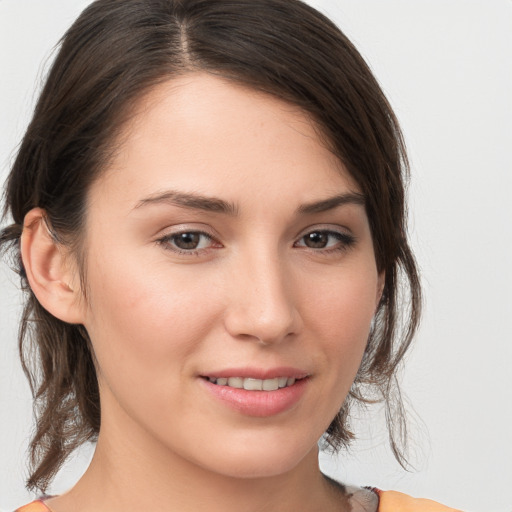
[[157, 230, 218, 253], [295, 229, 355, 251]]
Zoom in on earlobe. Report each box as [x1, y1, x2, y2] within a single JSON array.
[[21, 208, 84, 324]]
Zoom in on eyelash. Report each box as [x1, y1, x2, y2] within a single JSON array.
[[293, 230, 356, 254], [156, 230, 219, 256], [156, 228, 356, 256]]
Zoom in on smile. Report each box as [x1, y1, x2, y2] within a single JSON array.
[[207, 376, 297, 391], [202, 374, 309, 417]]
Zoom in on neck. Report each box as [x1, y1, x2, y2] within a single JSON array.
[[47, 392, 349, 512], [48, 432, 347, 512]]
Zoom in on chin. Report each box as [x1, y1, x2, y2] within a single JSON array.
[[192, 434, 317, 480]]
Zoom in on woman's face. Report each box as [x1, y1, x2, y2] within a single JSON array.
[[79, 73, 383, 478]]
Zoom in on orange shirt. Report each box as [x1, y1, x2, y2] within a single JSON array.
[[15, 502, 49, 512], [377, 490, 462, 511]]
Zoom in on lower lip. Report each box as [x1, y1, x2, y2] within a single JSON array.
[[201, 378, 309, 417]]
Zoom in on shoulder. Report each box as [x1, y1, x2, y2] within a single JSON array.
[[327, 478, 462, 512], [378, 490, 463, 512], [14, 501, 51, 512]]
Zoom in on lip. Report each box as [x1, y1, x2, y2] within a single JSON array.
[[199, 367, 310, 417], [201, 366, 309, 380]]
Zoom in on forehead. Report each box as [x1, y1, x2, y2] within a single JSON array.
[[93, 72, 360, 210]]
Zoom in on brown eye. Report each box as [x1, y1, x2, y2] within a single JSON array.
[[295, 229, 356, 252], [173, 232, 202, 250], [303, 232, 329, 248], [158, 231, 216, 253]]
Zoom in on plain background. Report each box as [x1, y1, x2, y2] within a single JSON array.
[[1, 1, 511, 511]]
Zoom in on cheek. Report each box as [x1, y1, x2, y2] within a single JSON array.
[[307, 268, 377, 337], [302, 267, 378, 377], [82, 253, 220, 380]]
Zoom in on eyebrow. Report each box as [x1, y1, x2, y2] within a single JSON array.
[[134, 189, 365, 216], [297, 192, 365, 214], [134, 190, 239, 215]]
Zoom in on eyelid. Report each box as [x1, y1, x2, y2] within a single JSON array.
[[295, 223, 354, 239], [293, 225, 357, 251], [155, 224, 223, 254], [155, 223, 218, 239]]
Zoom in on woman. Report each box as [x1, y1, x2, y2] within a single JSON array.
[[1, 0, 461, 510]]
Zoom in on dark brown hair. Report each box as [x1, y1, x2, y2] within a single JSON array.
[[1, 0, 421, 493]]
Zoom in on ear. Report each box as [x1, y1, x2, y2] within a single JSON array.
[[21, 208, 85, 324]]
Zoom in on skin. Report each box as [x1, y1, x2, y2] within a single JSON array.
[[23, 73, 383, 512]]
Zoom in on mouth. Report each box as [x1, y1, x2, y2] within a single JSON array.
[[200, 372, 309, 417], [204, 376, 300, 391]]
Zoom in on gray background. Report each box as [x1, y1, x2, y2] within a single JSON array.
[[1, 1, 511, 511]]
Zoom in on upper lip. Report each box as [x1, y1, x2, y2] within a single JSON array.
[[200, 367, 309, 380]]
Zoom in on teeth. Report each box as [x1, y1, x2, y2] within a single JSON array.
[[262, 378, 279, 391], [278, 377, 288, 388], [244, 378, 262, 391], [209, 376, 299, 390], [227, 377, 243, 388]]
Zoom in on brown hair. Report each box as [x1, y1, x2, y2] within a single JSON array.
[[1, 0, 421, 493]]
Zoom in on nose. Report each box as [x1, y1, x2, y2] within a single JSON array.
[[223, 251, 301, 345]]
